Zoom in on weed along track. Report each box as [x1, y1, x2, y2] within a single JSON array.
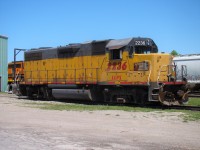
[[17, 93, 200, 113], [16, 94, 200, 122]]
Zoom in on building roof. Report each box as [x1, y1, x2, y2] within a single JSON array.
[[0, 35, 8, 39]]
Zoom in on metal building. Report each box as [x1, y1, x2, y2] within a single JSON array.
[[0, 35, 8, 92]]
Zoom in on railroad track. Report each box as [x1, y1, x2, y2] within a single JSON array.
[[139, 104, 200, 112], [165, 105, 200, 112], [7, 94, 200, 112], [188, 94, 200, 98], [18, 97, 200, 112]]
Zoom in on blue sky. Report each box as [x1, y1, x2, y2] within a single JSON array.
[[0, 0, 200, 62]]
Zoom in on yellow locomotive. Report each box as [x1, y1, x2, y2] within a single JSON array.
[[17, 37, 189, 105]]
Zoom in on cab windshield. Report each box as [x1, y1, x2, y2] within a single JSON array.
[[135, 46, 151, 54]]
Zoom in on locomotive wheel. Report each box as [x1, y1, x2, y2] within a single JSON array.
[[159, 91, 180, 106], [136, 89, 148, 105], [159, 89, 189, 106], [89, 88, 104, 102], [19, 85, 27, 96], [26, 86, 34, 100], [43, 87, 54, 101]]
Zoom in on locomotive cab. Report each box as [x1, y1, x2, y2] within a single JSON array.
[[106, 38, 158, 60]]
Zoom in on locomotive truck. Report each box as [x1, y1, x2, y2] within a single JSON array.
[[15, 37, 189, 105]]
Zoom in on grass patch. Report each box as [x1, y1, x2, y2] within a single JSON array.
[[187, 97, 200, 106], [161, 108, 200, 122], [33, 102, 156, 112], [0, 92, 7, 94], [181, 111, 200, 122], [182, 97, 200, 121]]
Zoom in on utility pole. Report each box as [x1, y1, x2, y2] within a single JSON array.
[[14, 48, 26, 83]]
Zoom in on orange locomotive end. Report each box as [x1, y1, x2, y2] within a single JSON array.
[[8, 61, 24, 91]]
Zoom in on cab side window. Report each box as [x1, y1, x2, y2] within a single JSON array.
[[110, 49, 122, 60]]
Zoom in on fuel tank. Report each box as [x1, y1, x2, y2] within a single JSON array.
[[52, 89, 92, 100]]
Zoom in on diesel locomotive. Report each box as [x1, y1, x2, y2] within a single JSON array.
[[16, 37, 189, 105]]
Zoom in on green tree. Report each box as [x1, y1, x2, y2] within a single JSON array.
[[171, 50, 179, 56]]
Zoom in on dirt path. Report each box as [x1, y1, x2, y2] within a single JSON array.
[[0, 94, 200, 150]]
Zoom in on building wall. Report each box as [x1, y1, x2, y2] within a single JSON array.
[[0, 35, 8, 92]]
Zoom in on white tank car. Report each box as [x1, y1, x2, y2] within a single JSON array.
[[173, 54, 200, 93]]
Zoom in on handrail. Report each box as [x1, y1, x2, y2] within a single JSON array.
[[146, 60, 151, 85], [126, 56, 131, 70], [157, 65, 176, 85], [157, 65, 168, 85], [100, 57, 107, 69], [15, 70, 21, 83]]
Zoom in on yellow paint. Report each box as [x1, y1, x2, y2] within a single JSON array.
[[24, 51, 173, 84]]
